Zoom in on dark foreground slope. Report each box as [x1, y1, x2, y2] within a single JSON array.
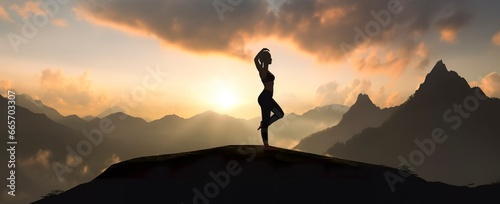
[[34, 145, 499, 204]]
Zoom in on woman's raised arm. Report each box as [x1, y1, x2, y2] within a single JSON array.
[[254, 48, 269, 71]]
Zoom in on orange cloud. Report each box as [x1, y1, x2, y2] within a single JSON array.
[[493, 32, 500, 46], [435, 9, 472, 44], [314, 7, 347, 26], [0, 80, 13, 94], [349, 42, 429, 76], [471, 72, 500, 98], [38, 68, 109, 116], [364, 85, 404, 108], [21, 149, 52, 169], [101, 153, 121, 172], [9, 1, 44, 19], [439, 28, 457, 43], [72, 7, 151, 38], [51, 18, 67, 27], [0, 6, 10, 22], [315, 78, 405, 108], [75, 0, 472, 76]]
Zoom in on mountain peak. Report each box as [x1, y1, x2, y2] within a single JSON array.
[[414, 60, 471, 100], [351, 93, 377, 110], [356, 93, 371, 102], [429, 60, 448, 75], [97, 106, 126, 118]]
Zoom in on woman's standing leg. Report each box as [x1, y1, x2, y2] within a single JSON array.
[[258, 93, 271, 146], [260, 106, 270, 146]]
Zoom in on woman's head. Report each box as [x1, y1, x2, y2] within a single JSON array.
[[259, 51, 272, 65]]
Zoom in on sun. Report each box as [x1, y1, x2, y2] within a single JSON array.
[[206, 79, 241, 111], [214, 88, 238, 110]]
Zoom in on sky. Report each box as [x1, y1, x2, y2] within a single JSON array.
[[1, 0, 499, 121]]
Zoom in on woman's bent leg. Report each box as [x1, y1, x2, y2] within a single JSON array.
[[268, 98, 284, 125]]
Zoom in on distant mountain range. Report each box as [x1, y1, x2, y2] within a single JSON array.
[[0, 96, 110, 204], [5, 60, 500, 203], [15, 94, 348, 150], [294, 93, 397, 154], [2, 93, 347, 203], [16, 94, 65, 121], [327, 60, 500, 186]]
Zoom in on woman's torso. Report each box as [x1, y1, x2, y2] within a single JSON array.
[[261, 71, 274, 92]]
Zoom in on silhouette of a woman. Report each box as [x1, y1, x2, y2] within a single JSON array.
[[254, 48, 284, 147]]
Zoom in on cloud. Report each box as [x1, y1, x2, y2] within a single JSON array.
[[276, 92, 314, 115], [315, 78, 404, 108], [438, 28, 458, 43], [371, 86, 403, 108], [9, 1, 45, 19], [38, 68, 108, 115], [66, 152, 82, 167], [435, 9, 472, 43], [52, 18, 67, 27], [80, 164, 90, 175], [0, 6, 11, 22], [493, 32, 500, 46], [21, 149, 52, 169], [74, 0, 271, 59], [75, 0, 472, 75], [471, 72, 500, 98], [315, 79, 372, 106], [101, 153, 121, 172], [350, 42, 430, 76], [0, 80, 13, 94], [315, 81, 342, 106]]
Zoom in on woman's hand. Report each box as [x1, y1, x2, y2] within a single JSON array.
[[254, 48, 270, 70]]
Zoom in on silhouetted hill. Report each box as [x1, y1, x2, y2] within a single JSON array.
[[97, 106, 126, 118], [300, 104, 348, 122], [294, 94, 397, 154], [102, 112, 148, 128], [328, 60, 500, 185], [15, 93, 93, 131], [16, 94, 64, 121], [57, 114, 89, 130], [82, 115, 96, 121], [0, 95, 121, 204], [33, 145, 500, 204], [148, 114, 184, 127]]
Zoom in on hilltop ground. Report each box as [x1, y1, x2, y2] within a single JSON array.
[[34, 145, 499, 204]]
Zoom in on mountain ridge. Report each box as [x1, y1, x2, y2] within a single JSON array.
[[293, 93, 397, 154], [327, 60, 500, 185]]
